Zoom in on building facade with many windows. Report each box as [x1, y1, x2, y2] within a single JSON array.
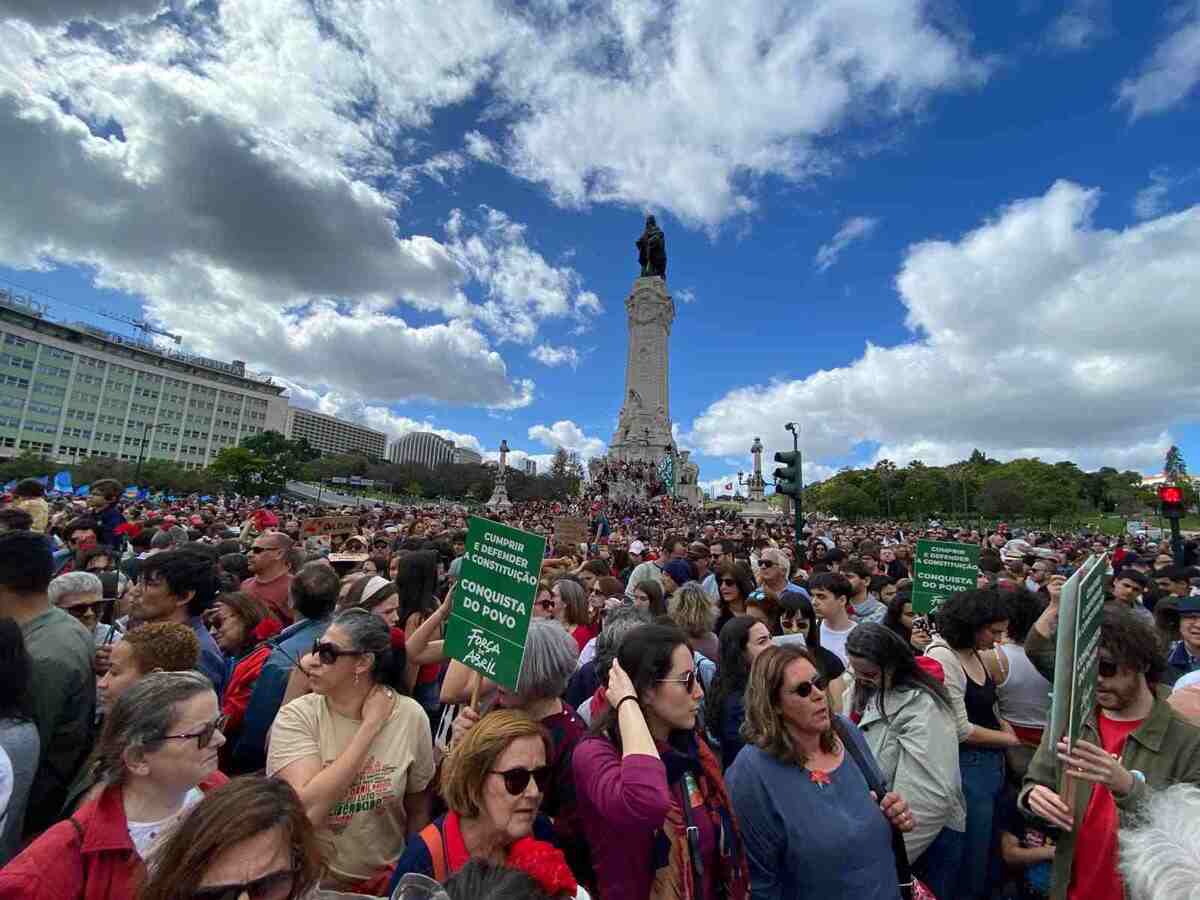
[[452, 446, 483, 465], [285, 407, 387, 458], [0, 291, 288, 468], [389, 431, 457, 467]]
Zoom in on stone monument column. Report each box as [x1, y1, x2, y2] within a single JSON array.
[[740, 435, 782, 522], [486, 439, 513, 511], [611, 277, 675, 464]]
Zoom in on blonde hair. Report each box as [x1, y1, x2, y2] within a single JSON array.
[[440, 710, 550, 818], [741, 644, 836, 766]]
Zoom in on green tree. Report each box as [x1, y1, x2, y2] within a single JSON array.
[[209, 447, 267, 496], [240, 430, 318, 490], [1165, 445, 1188, 481], [977, 477, 1024, 517]]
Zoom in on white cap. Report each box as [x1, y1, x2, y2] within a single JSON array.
[[629, 540, 646, 555]]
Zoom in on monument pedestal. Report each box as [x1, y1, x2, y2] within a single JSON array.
[[738, 456, 782, 521]]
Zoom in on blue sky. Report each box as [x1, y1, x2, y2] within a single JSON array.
[[2, 0, 1200, 493]]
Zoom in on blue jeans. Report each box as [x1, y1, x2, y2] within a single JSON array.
[[957, 747, 1005, 900], [912, 825, 965, 900]]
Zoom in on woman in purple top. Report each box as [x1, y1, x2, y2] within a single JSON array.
[[571, 624, 748, 900]]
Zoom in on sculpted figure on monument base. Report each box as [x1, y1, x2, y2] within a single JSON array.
[[636, 215, 667, 279]]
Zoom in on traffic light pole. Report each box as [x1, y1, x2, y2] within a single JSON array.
[[1170, 516, 1185, 566], [785, 422, 802, 557]]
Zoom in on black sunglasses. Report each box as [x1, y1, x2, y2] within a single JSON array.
[[759, 560, 776, 568], [491, 765, 551, 796], [657, 670, 697, 693], [787, 675, 828, 698], [159, 714, 228, 750], [1098, 659, 1119, 678], [720, 578, 738, 586], [65, 599, 111, 617], [311, 641, 367, 666], [190, 868, 296, 900], [538, 600, 556, 611]]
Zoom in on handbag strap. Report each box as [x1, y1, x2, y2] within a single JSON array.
[[833, 718, 915, 900], [677, 778, 706, 889]]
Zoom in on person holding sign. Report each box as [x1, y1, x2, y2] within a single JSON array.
[[1020, 606, 1200, 900]]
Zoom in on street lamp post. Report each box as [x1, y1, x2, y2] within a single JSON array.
[[133, 422, 160, 487]]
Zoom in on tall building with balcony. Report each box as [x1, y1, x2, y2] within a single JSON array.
[[285, 407, 386, 458], [0, 288, 287, 468]]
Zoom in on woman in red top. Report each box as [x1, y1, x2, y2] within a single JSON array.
[[0, 672, 228, 900], [210, 592, 279, 746], [557, 579, 596, 653]]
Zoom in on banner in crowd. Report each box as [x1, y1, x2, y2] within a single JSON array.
[[53, 470, 72, 494], [911, 538, 981, 613], [553, 516, 590, 551], [299, 515, 358, 538], [444, 516, 545, 691], [1049, 553, 1106, 763]]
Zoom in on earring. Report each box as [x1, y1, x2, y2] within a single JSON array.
[[354, 671, 360, 686]]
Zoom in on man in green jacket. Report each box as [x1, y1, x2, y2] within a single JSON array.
[[1020, 606, 1200, 900]]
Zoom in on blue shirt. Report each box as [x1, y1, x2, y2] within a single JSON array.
[[726, 717, 900, 900], [231, 616, 327, 773], [189, 616, 228, 700]]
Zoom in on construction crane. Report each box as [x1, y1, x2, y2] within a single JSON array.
[[96, 310, 182, 344]]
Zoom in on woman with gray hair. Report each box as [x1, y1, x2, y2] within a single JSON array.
[[49, 570, 120, 645], [267, 608, 435, 894], [1118, 782, 1200, 899], [0, 671, 227, 899]]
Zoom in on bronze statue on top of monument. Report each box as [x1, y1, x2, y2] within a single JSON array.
[[636, 215, 667, 279]]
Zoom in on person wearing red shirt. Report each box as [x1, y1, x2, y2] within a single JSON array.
[[1021, 606, 1200, 900], [241, 532, 294, 626]]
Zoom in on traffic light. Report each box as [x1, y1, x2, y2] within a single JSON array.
[[773, 451, 801, 498], [1159, 484, 1185, 519]]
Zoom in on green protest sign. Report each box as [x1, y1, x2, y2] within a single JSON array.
[[911, 539, 981, 614], [443, 516, 546, 691], [1049, 554, 1107, 755]]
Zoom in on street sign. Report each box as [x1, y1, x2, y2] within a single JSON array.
[[1049, 554, 1107, 755], [911, 539, 981, 614], [444, 516, 546, 691]]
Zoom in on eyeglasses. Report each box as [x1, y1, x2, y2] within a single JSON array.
[[158, 714, 228, 750], [491, 765, 551, 796], [189, 868, 296, 900], [657, 670, 697, 693], [538, 599, 557, 611], [249, 545, 279, 554], [786, 675, 828, 698], [64, 599, 110, 618], [310, 641, 367, 666], [720, 578, 738, 587], [1098, 659, 1119, 678], [759, 560, 776, 568], [780, 616, 810, 630]]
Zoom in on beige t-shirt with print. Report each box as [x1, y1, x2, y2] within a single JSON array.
[[267, 692, 435, 883]]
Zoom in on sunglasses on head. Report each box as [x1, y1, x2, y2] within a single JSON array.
[[491, 765, 551, 796], [1098, 659, 1119, 678], [311, 641, 366, 666], [158, 714, 228, 750], [656, 670, 697, 693], [189, 868, 297, 900], [787, 675, 828, 698]]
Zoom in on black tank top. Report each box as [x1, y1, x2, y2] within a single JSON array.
[[962, 651, 1002, 732]]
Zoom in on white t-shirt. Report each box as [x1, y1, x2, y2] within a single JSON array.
[[1173, 670, 1200, 692], [267, 692, 436, 884], [127, 787, 203, 858], [820, 620, 857, 666]]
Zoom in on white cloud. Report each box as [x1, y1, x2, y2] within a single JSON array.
[[399, 151, 469, 188], [1134, 168, 1173, 220], [1045, 0, 1110, 51], [815, 216, 881, 272], [675, 287, 697, 305], [446, 207, 602, 343], [0, 0, 164, 26], [464, 130, 500, 163], [699, 473, 747, 498], [527, 420, 607, 460], [1117, 1, 1200, 119], [530, 344, 581, 368], [687, 180, 1200, 475]]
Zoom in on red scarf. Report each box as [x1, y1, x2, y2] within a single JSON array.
[[442, 811, 579, 897]]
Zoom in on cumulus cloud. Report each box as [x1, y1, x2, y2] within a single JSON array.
[[464, 130, 500, 163], [1133, 168, 1173, 220], [528, 419, 607, 460], [687, 180, 1200, 474], [0, 0, 163, 26], [815, 216, 881, 272], [529, 344, 581, 368], [1117, 1, 1200, 119]]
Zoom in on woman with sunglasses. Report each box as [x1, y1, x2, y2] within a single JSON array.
[[0, 672, 228, 900], [844, 624, 966, 899], [49, 571, 120, 647], [267, 608, 435, 894], [715, 561, 756, 635], [573, 623, 749, 900], [207, 591, 280, 760], [727, 644, 914, 900], [532, 580, 560, 621], [389, 710, 584, 899], [776, 592, 848, 712], [137, 776, 323, 900]]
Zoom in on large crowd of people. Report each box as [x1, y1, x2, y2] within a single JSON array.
[[0, 478, 1199, 899]]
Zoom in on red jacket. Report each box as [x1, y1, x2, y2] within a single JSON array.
[[0, 784, 140, 900], [222, 642, 273, 734]]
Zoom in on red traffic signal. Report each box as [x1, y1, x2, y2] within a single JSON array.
[[1158, 485, 1184, 505]]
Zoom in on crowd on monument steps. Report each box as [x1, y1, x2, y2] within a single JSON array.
[[0, 480, 1199, 899]]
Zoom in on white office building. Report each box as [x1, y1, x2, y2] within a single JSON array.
[[389, 431, 455, 467], [0, 289, 287, 468], [286, 407, 386, 458]]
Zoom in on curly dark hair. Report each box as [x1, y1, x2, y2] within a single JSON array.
[[1004, 589, 1047, 644], [1101, 605, 1167, 685], [933, 588, 1011, 650]]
